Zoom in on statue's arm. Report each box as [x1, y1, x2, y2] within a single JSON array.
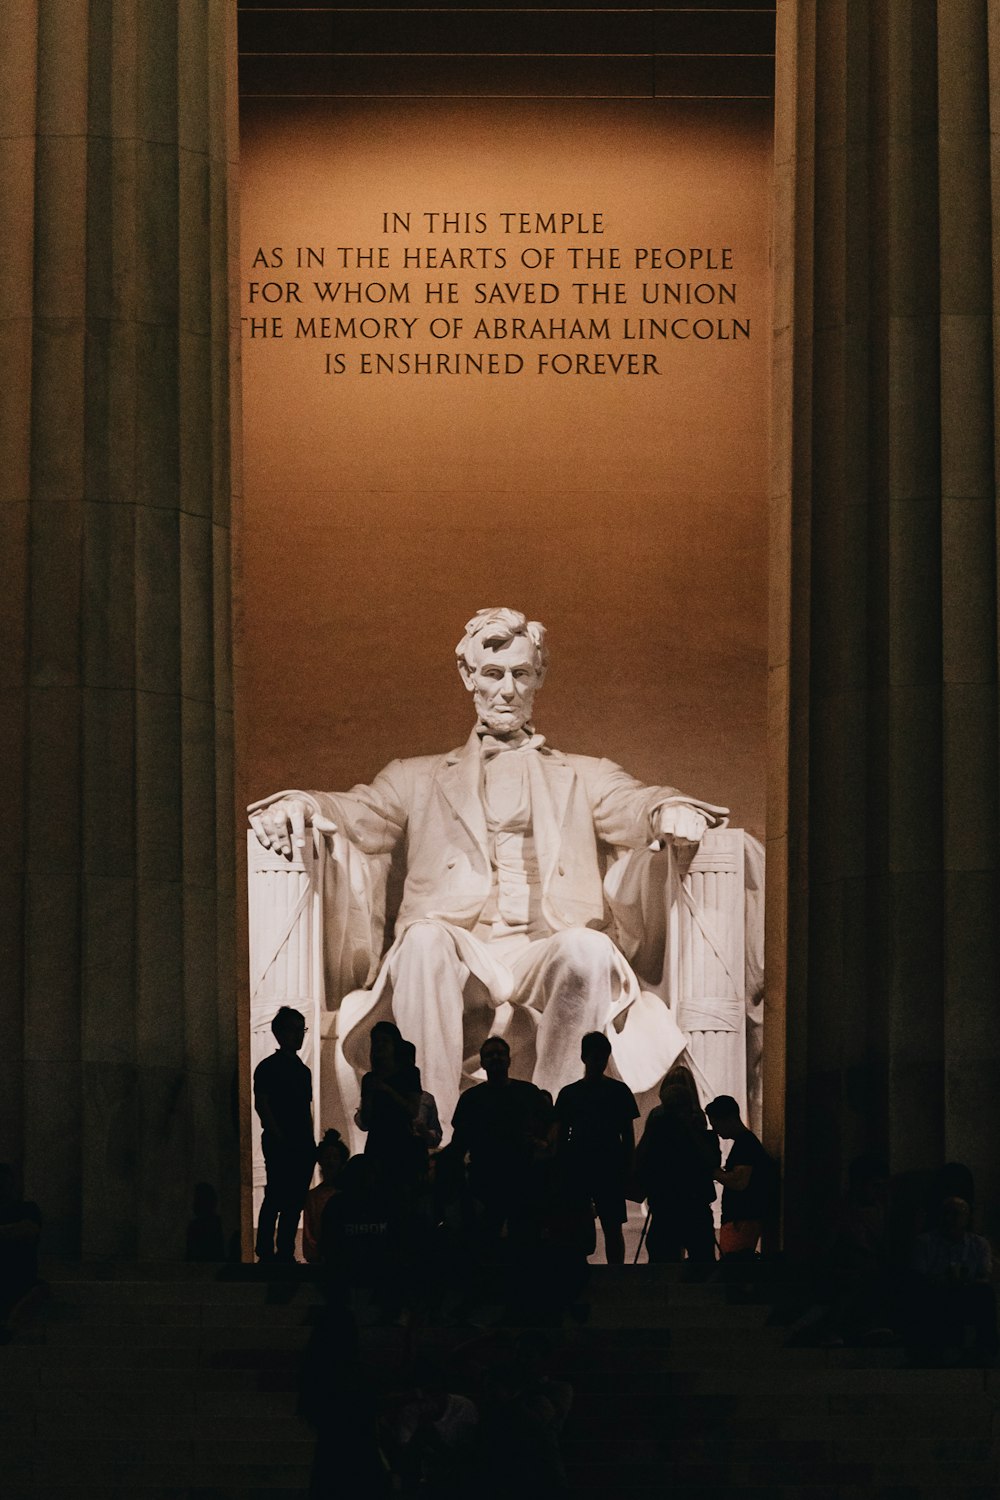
[[586, 759, 728, 849], [248, 760, 409, 859]]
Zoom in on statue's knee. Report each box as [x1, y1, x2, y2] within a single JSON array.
[[398, 919, 453, 961], [548, 926, 616, 975]]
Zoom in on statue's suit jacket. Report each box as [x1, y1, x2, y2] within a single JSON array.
[[301, 729, 680, 937], [257, 733, 729, 1111]]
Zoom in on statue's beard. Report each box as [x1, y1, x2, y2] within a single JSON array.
[[475, 694, 534, 736]]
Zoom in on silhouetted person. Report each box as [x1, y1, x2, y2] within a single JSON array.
[[185, 1181, 225, 1262], [303, 1129, 350, 1264], [554, 1032, 638, 1264], [486, 1096, 592, 1325], [661, 1060, 705, 1116], [358, 1022, 428, 1196], [635, 1073, 719, 1264], [254, 1005, 315, 1263], [907, 1196, 998, 1365], [706, 1094, 776, 1258], [449, 1036, 549, 1243], [0, 1163, 42, 1340], [320, 1154, 405, 1320]]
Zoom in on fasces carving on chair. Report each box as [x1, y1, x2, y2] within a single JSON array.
[[248, 608, 742, 1146]]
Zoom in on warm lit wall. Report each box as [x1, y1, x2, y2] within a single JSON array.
[[239, 99, 771, 832]]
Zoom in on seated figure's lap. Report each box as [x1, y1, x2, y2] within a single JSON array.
[[394, 917, 620, 1006], [511, 924, 618, 985], [382, 919, 625, 1122], [394, 918, 465, 961]]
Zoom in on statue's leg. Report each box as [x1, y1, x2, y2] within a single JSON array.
[[514, 928, 621, 1100], [381, 919, 471, 1136]]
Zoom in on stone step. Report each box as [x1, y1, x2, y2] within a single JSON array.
[[5, 1488, 305, 1500], [9, 1434, 997, 1491], [5, 1376, 994, 1443], [6, 1446, 313, 1489], [5, 1339, 991, 1392], [567, 1433, 998, 1463], [25, 1325, 770, 1363], [36, 1289, 740, 1327], [26, 1470, 313, 1494], [574, 1303, 772, 1330], [572, 1386, 997, 1414], [40, 1299, 319, 1329], [567, 1488, 999, 1500], [19, 1322, 312, 1349], [7, 1489, 996, 1500], [26, 1296, 373, 1335], [41, 1277, 321, 1304], [568, 1410, 997, 1442], [37, 1291, 769, 1336], [40, 1260, 788, 1300], [7, 1264, 996, 1500], [0, 1349, 309, 1389], [41, 1260, 246, 1281], [564, 1456, 1000, 1487], [4, 1491, 306, 1500], [623, 1364, 996, 1395], [5, 1412, 313, 1443]]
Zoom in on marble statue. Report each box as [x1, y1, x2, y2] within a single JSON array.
[[249, 607, 731, 1135]]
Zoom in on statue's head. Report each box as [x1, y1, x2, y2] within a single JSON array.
[[456, 607, 548, 735]]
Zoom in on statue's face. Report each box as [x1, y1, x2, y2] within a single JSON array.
[[467, 635, 542, 734]]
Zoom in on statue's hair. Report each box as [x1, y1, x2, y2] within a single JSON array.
[[455, 607, 548, 676]]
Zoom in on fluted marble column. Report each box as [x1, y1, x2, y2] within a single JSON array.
[[770, 0, 1000, 1246], [1, 1, 241, 1256]]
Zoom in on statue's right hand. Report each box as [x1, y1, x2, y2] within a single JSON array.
[[248, 796, 336, 858]]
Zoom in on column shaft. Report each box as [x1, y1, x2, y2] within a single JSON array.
[[772, 0, 1000, 1243], [1, 1, 241, 1257]]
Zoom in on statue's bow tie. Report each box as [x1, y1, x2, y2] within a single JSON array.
[[478, 730, 546, 761]]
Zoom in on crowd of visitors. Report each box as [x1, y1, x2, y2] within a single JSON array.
[[2, 1004, 993, 1495], [251, 1007, 789, 1282], [251, 1007, 1000, 1378], [249, 1010, 783, 1494], [253, 1008, 780, 1281]]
